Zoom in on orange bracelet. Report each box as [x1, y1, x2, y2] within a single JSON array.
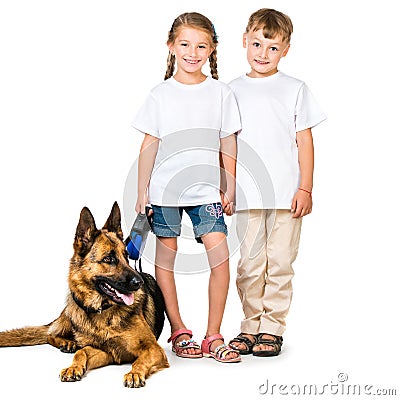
[[298, 187, 312, 195]]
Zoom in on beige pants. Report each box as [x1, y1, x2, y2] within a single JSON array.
[[236, 209, 302, 336]]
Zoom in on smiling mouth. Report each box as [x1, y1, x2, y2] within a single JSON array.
[[255, 59, 269, 65], [184, 58, 200, 65]]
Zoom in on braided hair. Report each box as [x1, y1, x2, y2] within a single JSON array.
[[164, 12, 219, 80]]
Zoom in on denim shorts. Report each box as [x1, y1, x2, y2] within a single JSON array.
[[151, 203, 228, 240]]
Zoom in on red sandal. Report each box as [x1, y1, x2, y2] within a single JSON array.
[[201, 333, 241, 363], [167, 329, 203, 359]]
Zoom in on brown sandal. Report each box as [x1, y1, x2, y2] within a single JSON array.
[[253, 333, 283, 357], [229, 333, 257, 355]]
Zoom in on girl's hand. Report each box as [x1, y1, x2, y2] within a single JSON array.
[[291, 189, 312, 218], [136, 133, 159, 215], [221, 191, 234, 216], [135, 192, 149, 214]]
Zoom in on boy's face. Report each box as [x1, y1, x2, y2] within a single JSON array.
[[243, 29, 290, 78]]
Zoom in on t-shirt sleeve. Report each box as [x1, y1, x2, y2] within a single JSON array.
[[295, 83, 326, 132], [220, 88, 242, 138], [131, 93, 160, 138]]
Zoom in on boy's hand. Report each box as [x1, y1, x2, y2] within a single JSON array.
[[291, 189, 312, 218]]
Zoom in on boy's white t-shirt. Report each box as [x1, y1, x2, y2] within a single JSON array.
[[229, 71, 326, 211], [133, 77, 241, 206]]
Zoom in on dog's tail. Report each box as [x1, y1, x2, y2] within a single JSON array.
[[0, 325, 49, 347]]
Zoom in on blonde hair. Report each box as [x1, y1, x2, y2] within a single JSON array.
[[246, 8, 293, 43], [164, 12, 219, 80]]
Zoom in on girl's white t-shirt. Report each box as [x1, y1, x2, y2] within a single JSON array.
[[229, 72, 326, 211], [133, 77, 241, 206]]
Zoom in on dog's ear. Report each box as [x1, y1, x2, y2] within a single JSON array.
[[102, 201, 123, 240], [74, 207, 98, 256]]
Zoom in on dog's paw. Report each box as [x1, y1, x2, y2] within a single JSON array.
[[123, 371, 146, 388], [48, 336, 78, 353], [59, 366, 85, 382], [59, 341, 78, 353]]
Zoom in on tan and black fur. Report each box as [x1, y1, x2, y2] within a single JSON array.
[[0, 202, 169, 387]]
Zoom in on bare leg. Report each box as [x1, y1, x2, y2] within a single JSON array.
[[155, 236, 201, 356], [201, 232, 236, 360]]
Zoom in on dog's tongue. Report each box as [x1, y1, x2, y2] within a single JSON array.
[[116, 290, 134, 306]]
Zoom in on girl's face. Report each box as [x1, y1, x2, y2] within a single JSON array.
[[243, 29, 290, 78], [168, 26, 214, 81]]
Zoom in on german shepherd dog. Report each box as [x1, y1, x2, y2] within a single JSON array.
[[0, 202, 169, 387]]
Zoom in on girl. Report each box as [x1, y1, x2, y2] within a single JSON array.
[[133, 12, 241, 363]]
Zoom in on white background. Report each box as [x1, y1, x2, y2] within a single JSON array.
[[0, 0, 399, 398]]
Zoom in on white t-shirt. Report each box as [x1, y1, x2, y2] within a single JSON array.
[[133, 77, 241, 206], [229, 72, 326, 211]]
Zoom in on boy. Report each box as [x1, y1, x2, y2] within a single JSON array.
[[229, 8, 326, 356]]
